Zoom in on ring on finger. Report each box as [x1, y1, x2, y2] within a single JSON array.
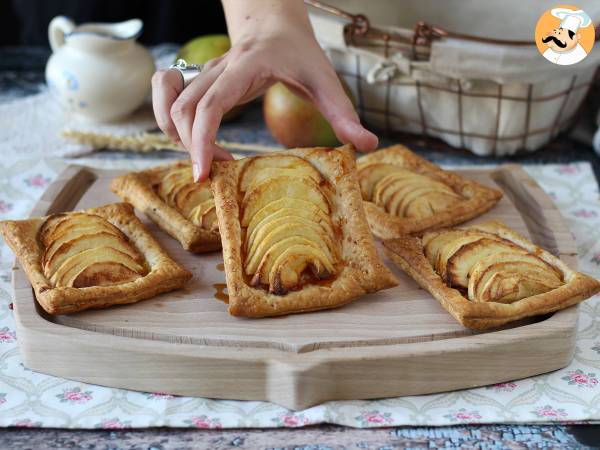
[[169, 58, 204, 88]]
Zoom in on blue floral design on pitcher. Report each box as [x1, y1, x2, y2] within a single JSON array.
[[62, 69, 78, 91]]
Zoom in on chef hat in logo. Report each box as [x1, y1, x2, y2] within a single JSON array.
[[551, 8, 592, 33]]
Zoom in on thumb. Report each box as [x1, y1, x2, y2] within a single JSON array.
[[308, 73, 378, 152]]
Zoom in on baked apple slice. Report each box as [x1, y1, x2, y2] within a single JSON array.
[[394, 186, 457, 217], [268, 246, 335, 295], [358, 164, 413, 200], [42, 221, 122, 266], [172, 182, 197, 210], [38, 214, 70, 245], [241, 176, 330, 227], [157, 167, 191, 205], [445, 238, 529, 289], [385, 179, 454, 216], [479, 270, 562, 303], [403, 191, 462, 219], [468, 252, 562, 302], [43, 231, 143, 278], [436, 234, 493, 278], [372, 171, 419, 206], [423, 230, 496, 269], [244, 219, 335, 275], [69, 262, 142, 289], [247, 197, 330, 232], [201, 205, 219, 231], [201, 205, 219, 232], [374, 172, 458, 219], [246, 206, 334, 248], [39, 212, 113, 246], [174, 182, 210, 213], [244, 167, 322, 193], [40, 213, 120, 247], [50, 246, 146, 287], [239, 155, 322, 192], [180, 187, 213, 219], [157, 166, 216, 232], [188, 199, 216, 226], [252, 237, 334, 287]]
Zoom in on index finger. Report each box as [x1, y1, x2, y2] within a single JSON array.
[[190, 71, 249, 181]]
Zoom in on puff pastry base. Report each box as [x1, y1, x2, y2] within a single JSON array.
[[0, 203, 192, 315], [110, 161, 221, 253], [211, 145, 398, 317], [358, 145, 503, 239], [383, 220, 600, 330]]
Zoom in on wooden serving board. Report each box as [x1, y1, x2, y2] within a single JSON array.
[[11, 164, 579, 410]]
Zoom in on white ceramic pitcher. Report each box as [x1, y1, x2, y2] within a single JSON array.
[[45, 16, 155, 122]]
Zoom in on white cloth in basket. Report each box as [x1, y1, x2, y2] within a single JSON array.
[[309, 0, 600, 156]]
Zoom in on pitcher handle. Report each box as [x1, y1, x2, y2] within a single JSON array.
[[48, 16, 75, 52]]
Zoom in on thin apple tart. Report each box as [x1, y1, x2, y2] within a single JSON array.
[[357, 145, 503, 239], [111, 161, 220, 253], [0, 203, 192, 315], [211, 144, 398, 317], [383, 220, 600, 330]]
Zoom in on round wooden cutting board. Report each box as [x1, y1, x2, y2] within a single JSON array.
[[11, 163, 579, 410]]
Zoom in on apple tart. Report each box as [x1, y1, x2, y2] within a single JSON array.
[[110, 161, 220, 253], [383, 220, 600, 329], [211, 144, 398, 317], [0, 203, 192, 315], [357, 145, 503, 239]]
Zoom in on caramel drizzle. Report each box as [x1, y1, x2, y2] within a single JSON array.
[[212, 283, 229, 303]]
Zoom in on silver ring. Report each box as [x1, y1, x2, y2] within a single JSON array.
[[169, 58, 204, 88]]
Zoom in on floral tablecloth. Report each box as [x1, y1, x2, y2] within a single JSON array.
[[0, 155, 599, 429]]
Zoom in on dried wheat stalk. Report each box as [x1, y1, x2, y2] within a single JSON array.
[[61, 129, 282, 154]]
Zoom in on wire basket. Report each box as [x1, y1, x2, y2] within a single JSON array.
[[307, 0, 600, 156]]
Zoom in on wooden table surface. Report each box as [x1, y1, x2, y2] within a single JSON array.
[[1, 46, 600, 450]]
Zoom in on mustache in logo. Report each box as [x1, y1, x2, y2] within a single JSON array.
[[542, 35, 567, 48]]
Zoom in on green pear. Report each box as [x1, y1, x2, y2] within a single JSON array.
[[176, 35, 242, 121], [177, 35, 231, 65], [263, 78, 355, 148]]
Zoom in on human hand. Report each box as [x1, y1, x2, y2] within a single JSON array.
[[151, 0, 378, 182]]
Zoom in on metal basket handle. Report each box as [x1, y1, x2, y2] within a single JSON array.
[[305, 0, 600, 47]]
